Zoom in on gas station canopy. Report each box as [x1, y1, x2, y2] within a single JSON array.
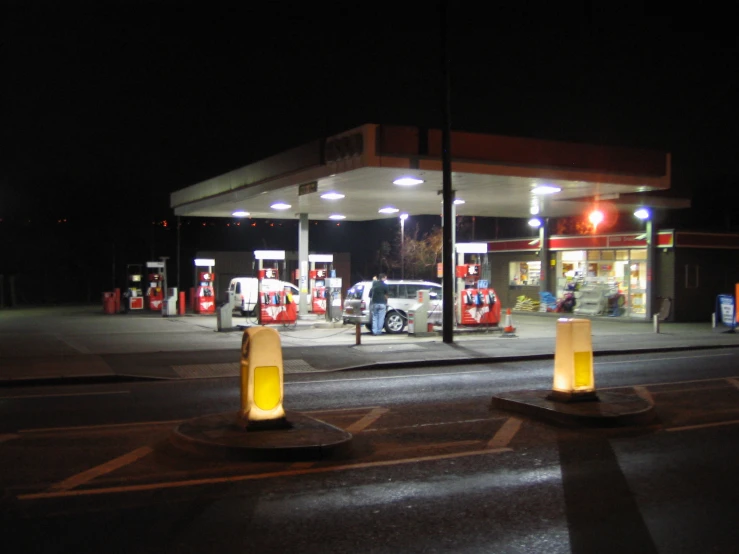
[[170, 124, 685, 221]]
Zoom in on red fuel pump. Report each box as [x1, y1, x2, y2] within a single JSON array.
[[194, 271, 216, 314], [257, 273, 297, 325], [146, 273, 164, 311], [309, 269, 327, 314]]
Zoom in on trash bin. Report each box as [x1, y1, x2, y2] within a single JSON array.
[[102, 292, 116, 315]]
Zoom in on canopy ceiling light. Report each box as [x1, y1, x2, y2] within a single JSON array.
[[634, 208, 651, 220], [393, 177, 424, 186], [378, 207, 400, 214], [232, 210, 250, 217], [270, 202, 291, 210], [321, 192, 345, 200], [528, 218, 542, 227], [532, 185, 561, 195], [328, 214, 346, 220]]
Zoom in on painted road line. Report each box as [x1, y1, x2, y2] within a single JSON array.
[[345, 407, 389, 433], [487, 417, 523, 449], [18, 447, 513, 501], [666, 419, 739, 433], [1, 391, 129, 400], [665, 419, 739, 432], [288, 462, 316, 470], [600, 375, 739, 391], [302, 406, 384, 414], [19, 419, 185, 434], [380, 440, 481, 455], [596, 353, 734, 366], [633, 386, 654, 405], [727, 377, 739, 390], [0, 434, 20, 444], [288, 369, 492, 385], [48, 447, 154, 492], [363, 417, 508, 433], [52, 334, 93, 354]]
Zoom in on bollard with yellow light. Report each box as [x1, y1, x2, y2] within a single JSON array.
[[239, 326, 288, 429], [547, 318, 599, 402]]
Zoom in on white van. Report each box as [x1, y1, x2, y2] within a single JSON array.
[[342, 280, 442, 333], [226, 277, 300, 316]]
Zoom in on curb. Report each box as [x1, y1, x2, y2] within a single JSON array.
[[491, 390, 656, 427], [170, 410, 353, 461], [334, 343, 739, 372]]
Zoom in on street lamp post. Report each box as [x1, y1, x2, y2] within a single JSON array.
[[635, 208, 654, 320], [400, 213, 408, 279]]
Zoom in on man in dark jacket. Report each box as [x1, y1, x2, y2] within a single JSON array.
[[369, 273, 389, 335]]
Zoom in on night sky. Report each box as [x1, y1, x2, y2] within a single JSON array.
[[4, 3, 739, 227]]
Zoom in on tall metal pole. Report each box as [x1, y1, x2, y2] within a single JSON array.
[[441, 0, 454, 344], [176, 216, 181, 289], [401, 216, 405, 280]]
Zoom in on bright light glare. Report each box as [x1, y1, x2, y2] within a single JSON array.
[[329, 214, 346, 220], [528, 218, 542, 227], [634, 208, 650, 220], [589, 210, 604, 226], [532, 185, 561, 195], [378, 207, 399, 214], [530, 206, 540, 215], [393, 177, 424, 186], [270, 202, 291, 210], [453, 199, 465, 205], [321, 192, 345, 200], [232, 211, 249, 217], [400, 213, 409, 220]]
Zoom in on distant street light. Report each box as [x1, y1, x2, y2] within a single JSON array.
[[400, 213, 409, 279]]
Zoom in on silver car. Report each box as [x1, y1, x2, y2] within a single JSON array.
[[342, 280, 443, 333]]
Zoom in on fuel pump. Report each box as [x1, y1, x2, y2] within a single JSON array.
[[192, 258, 216, 315], [126, 264, 144, 311], [308, 254, 333, 315], [309, 268, 328, 314], [145, 261, 165, 311], [254, 250, 290, 325], [194, 271, 216, 314]]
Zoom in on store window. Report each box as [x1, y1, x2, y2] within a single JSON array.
[[509, 261, 541, 286], [554, 248, 649, 319]]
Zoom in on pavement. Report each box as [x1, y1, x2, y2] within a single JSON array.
[[1, 304, 737, 385]]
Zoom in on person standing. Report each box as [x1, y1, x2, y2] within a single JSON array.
[[370, 273, 389, 335]]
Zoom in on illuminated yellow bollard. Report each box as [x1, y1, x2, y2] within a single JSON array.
[[549, 318, 598, 402], [239, 326, 287, 428]]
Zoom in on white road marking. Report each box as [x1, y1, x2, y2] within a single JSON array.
[[18, 447, 513, 500], [487, 417, 523, 449], [363, 417, 507, 433], [727, 377, 739, 390], [1, 391, 129, 400], [600, 375, 739, 391], [595, 353, 734, 366], [52, 334, 92, 354], [633, 386, 654, 405], [48, 447, 153, 492], [346, 407, 389, 433], [666, 420, 739, 432], [19, 419, 184, 434], [379, 440, 480, 454], [303, 406, 384, 414], [287, 369, 492, 385]]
